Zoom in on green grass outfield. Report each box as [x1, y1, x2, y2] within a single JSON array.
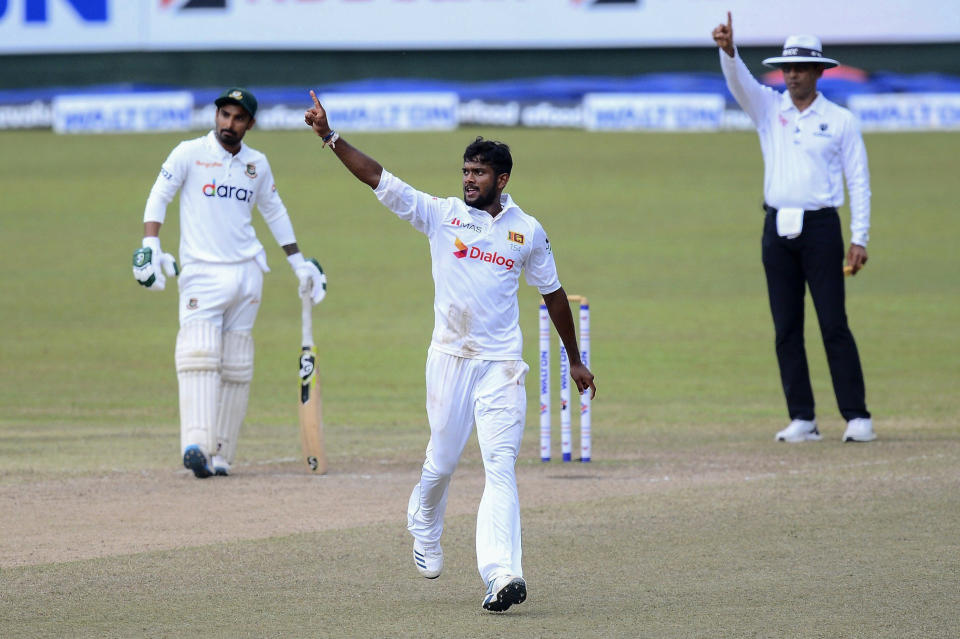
[[1, 128, 958, 637]]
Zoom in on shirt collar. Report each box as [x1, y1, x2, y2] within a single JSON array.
[[779, 91, 825, 115], [204, 130, 246, 159], [468, 193, 517, 221], [498, 193, 518, 218], [488, 193, 519, 222]]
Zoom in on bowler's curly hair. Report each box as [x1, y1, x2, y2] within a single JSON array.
[[463, 137, 513, 177]]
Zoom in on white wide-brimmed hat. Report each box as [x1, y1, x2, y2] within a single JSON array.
[[762, 34, 839, 69]]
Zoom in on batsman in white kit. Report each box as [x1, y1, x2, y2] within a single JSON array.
[[304, 92, 596, 612], [133, 88, 326, 478]]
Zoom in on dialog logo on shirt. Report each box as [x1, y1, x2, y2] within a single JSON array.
[[202, 180, 252, 201], [452, 238, 515, 270]]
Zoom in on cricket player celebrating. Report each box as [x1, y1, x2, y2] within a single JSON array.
[[134, 88, 326, 478], [304, 91, 596, 612]]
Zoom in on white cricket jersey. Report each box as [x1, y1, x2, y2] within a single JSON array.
[[143, 131, 296, 267], [375, 169, 561, 360], [720, 48, 871, 246]]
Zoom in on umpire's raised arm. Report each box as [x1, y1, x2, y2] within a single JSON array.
[[712, 11, 734, 57], [305, 90, 383, 188]]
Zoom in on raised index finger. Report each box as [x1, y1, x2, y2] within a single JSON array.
[[727, 11, 732, 29], [309, 89, 321, 109]]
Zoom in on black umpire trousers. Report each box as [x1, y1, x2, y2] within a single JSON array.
[[761, 204, 870, 422]]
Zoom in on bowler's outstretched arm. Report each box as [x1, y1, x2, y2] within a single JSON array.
[[305, 90, 382, 188]]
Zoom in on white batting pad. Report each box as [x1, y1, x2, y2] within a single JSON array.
[[216, 331, 254, 464], [175, 321, 222, 457]]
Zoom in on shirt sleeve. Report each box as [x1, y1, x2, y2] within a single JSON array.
[[719, 47, 779, 127], [256, 158, 297, 247], [373, 169, 442, 237], [840, 113, 871, 247], [524, 220, 561, 295], [143, 143, 188, 224]]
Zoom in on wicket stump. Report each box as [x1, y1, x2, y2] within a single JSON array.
[[539, 295, 591, 462]]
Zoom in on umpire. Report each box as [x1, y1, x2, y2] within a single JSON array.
[[713, 13, 875, 443]]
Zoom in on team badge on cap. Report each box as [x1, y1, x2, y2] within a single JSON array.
[[215, 87, 259, 117]]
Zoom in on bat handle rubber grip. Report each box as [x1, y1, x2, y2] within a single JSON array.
[[301, 291, 314, 349]]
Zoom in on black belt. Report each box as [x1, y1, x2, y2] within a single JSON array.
[[763, 203, 837, 215]]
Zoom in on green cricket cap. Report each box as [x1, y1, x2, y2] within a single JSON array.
[[215, 87, 258, 118]]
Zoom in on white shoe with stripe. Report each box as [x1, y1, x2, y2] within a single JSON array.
[[482, 575, 526, 612], [413, 540, 443, 579]]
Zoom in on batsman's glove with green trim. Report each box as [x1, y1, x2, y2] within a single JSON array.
[[287, 253, 327, 304], [133, 237, 179, 291]]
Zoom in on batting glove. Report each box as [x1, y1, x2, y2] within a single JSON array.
[[133, 237, 179, 291], [288, 253, 327, 304]]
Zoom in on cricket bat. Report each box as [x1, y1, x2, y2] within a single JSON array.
[[299, 290, 327, 474]]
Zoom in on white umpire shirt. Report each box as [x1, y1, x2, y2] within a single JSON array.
[[143, 131, 297, 267], [375, 169, 562, 361], [720, 48, 871, 247]]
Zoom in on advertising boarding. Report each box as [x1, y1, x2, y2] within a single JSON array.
[[0, 0, 140, 52], [52, 91, 194, 133], [2, 0, 959, 54]]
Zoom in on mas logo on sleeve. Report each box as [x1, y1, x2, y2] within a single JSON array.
[[451, 217, 484, 233]]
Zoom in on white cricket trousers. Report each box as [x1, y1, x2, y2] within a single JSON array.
[[175, 259, 263, 457], [407, 348, 529, 585], [178, 259, 264, 331]]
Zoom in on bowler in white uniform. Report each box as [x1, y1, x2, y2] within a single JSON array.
[[134, 88, 326, 478], [304, 92, 596, 612]]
